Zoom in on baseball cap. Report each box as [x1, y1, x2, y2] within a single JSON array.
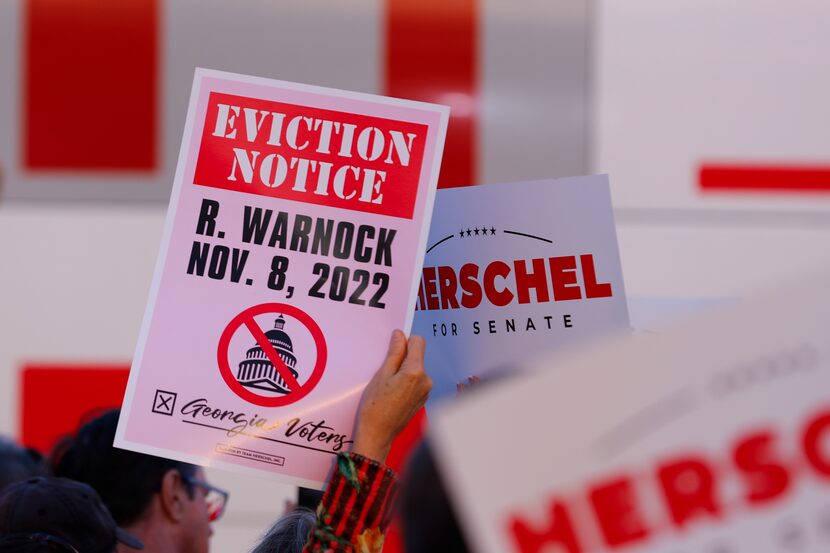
[[0, 477, 143, 552]]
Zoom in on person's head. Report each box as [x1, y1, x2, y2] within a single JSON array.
[[399, 440, 469, 553], [0, 438, 48, 493], [250, 508, 316, 553], [51, 410, 224, 553], [0, 476, 144, 553]]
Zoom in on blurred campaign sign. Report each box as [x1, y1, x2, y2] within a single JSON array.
[[432, 267, 830, 553], [412, 176, 629, 400], [116, 68, 448, 488]]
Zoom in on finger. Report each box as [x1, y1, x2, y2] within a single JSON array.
[[400, 335, 426, 374], [379, 329, 408, 375]]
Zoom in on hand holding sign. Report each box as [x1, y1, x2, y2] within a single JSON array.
[[352, 330, 432, 463]]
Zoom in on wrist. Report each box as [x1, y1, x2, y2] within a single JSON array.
[[351, 434, 391, 464]]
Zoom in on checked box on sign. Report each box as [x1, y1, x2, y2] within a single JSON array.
[[152, 390, 177, 416]]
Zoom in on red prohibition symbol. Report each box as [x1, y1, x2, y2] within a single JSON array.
[[217, 303, 327, 407]]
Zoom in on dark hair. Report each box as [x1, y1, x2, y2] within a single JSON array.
[[0, 438, 48, 493], [399, 440, 469, 553], [297, 487, 323, 511], [51, 409, 197, 526], [251, 508, 316, 553]]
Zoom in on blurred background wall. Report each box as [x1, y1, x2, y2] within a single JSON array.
[[1, 0, 829, 549]]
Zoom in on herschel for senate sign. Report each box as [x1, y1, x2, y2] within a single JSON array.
[[412, 176, 629, 400], [115, 68, 448, 488]]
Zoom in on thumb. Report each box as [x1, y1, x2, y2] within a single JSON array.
[[379, 329, 407, 375]]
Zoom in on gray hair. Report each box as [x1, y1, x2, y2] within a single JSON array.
[[251, 508, 316, 553]]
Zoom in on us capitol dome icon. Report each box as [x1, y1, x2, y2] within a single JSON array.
[[236, 315, 299, 394]]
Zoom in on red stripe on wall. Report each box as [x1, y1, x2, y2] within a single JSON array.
[[699, 164, 830, 193], [24, 0, 158, 170], [20, 365, 130, 454], [384, 0, 478, 188]]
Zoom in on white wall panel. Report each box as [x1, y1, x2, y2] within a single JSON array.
[[595, 0, 830, 212]]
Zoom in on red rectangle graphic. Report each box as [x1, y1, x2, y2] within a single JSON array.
[[194, 92, 428, 219], [24, 0, 157, 170], [20, 365, 130, 453], [699, 164, 830, 193]]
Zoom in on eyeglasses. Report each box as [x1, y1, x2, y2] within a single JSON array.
[[182, 476, 229, 522]]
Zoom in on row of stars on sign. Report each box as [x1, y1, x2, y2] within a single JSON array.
[[459, 227, 497, 237]]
